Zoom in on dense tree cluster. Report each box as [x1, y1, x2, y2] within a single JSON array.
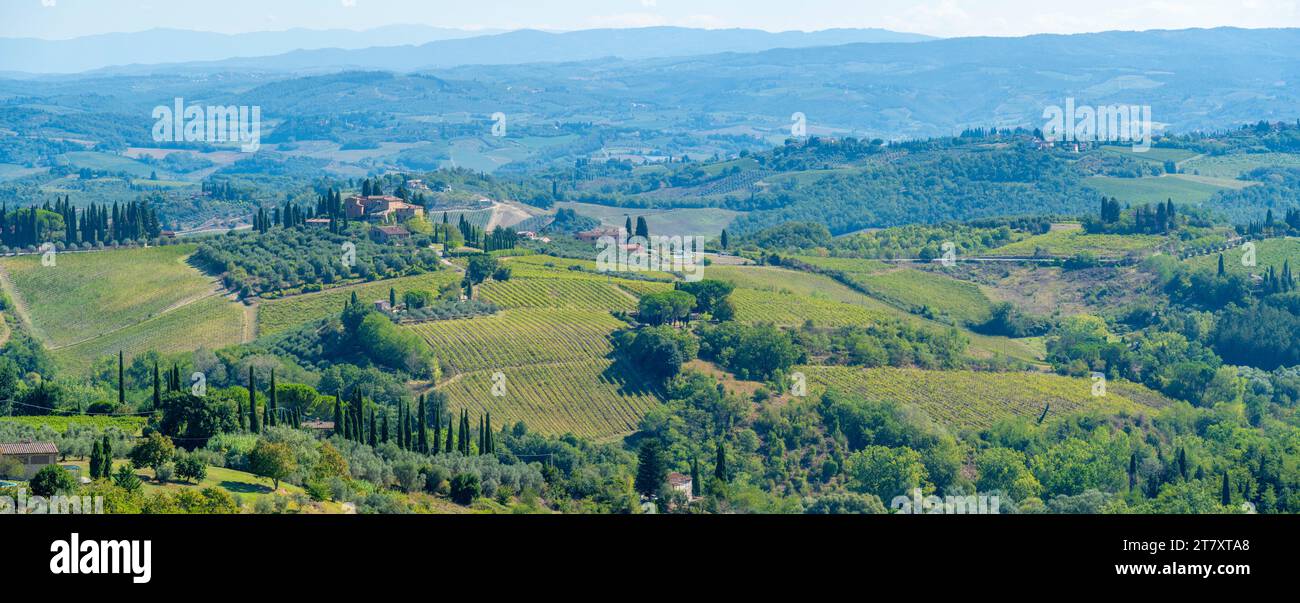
[[193, 225, 442, 298]]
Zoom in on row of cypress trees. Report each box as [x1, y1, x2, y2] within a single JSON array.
[[330, 390, 496, 457]]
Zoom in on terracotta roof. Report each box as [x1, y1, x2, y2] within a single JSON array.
[[0, 442, 58, 455], [667, 472, 692, 486], [375, 225, 410, 236], [302, 421, 335, 430]]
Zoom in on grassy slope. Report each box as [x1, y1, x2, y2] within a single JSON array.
[[1083, 174, 1241, 205], [709, 264, 1043, 364], [555, 201, 739, 238], [0, 245, 245, 374], [1186, 237, 1300, 276], [258, 270, 462, 337], [0, 245, 212, 346], [800, 366, 1170, 430], [984, 230, 1165, 258]]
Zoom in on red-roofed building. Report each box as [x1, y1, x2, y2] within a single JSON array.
[[345, 195, 425, 222], [372, 225, 412, 243], [667, 472, 694, 499], [0, 441, 59, 477]]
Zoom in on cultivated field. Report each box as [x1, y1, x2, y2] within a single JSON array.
[[0, 415, 147, 434], [795, 257, 994, 325], [1181, 152, 1300, 178], [984, 231, 1165, 258], [0, 245, 215, 346], [1083, 174, 1243, 205], [1186, 237, 1300, 276], [409, 308, 626, 375], [0, 245, 246, 374], [556, 201, 740, 238], [479, 278, 638, 311], [51, 295, 245, 374], [437, 358, 659, 439]]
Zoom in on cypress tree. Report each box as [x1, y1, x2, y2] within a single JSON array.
[[461, 410, 471, 454], [1128, 453, 1138, 492], [417, 394, 428, 453], [90, 440, 103, 479], [431, 399, 441, 456], [369, 408, 377, 447], [690, 456, 701, 497], [333, 398, 344, 438], [151, 360, 161, 411], [1221, 472, 1232, 506], [634, 439, 666, 498], [352, 398, 362, 442], [485, 411, 493, 455], [714, 441, 728, 483], [248, 367, 260, 434], [117, 350, 125, 407], [1218, 253, 1226, 277], [397, 400, 408, 447], [1177, 447, 1187, 481], [445, 414, 454, 453], [101, 435, 112, 476], [269, 370, 278, 427], [381, 412, 390, 444]]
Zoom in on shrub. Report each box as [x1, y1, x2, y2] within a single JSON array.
[[450, 472, 481, 505], [174, 453, 208, 483], [29, 464, 77, 496]]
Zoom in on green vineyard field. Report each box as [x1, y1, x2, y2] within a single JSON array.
[[0, 415, 148, 434], [437, 358, 660, 438], [408, 308, 625, 374], [51, 295, 245, 375], [0, 244, 213, 347], [479, 278, 638, 311]]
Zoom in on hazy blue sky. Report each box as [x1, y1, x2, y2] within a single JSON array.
[[5, 0, 1298, 39]]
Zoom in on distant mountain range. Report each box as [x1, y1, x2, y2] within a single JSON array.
[[1, 27, 1296, 142], [0, 26, 936, 75], [0, 25, 499, 74]]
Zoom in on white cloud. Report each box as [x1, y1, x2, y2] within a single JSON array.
[[587, 12, 669, 28]]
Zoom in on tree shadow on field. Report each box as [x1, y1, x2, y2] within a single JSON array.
[[602, 356, 662, 398], [220, 480, 272, 495]]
